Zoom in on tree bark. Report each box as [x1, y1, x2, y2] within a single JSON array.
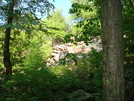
[[101, 0, 124, 101], [4, 0, 15, 76]]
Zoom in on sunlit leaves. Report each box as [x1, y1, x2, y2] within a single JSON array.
[[15, 24, 22, 29], [44, 9, 69, 41], [32, 20, 38, 25], [69, 0, 101, 43], [1, 24, 12, 28], [0, 0, 54, 23]]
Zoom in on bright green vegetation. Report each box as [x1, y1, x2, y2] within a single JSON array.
[[0, 49, 102, 101], [0, 0, 134, 101]]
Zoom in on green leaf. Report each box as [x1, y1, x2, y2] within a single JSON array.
[[23, 20, 29, 25], [32, 20, 38, 25], [5, 98, 16, 101], [6, 0, 12, 2], [15, 24, 22, 29], [1, 24, 12, 28]]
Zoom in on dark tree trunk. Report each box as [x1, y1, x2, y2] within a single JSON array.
[[101, 0, 124, 101], [4, 1, 15, 76], [4, 25, 12, 76]]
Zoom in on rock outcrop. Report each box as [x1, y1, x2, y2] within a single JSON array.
[[67, 89, 93, 101], [46, 37, 101, 67]]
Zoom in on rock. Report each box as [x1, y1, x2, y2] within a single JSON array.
[[67, 47, 74, 53], [53, 50, 60, 53], [73, 47, 83, 53], [46, 38, 102, 67], [83, 47, 91, 53], [59, 52, 66, 59], [50, 53, 60, 62], [67, 89, 93, 101], [67, 43, 74, 46], [46, 58, 56, 67], [76, 55, 83, 59]]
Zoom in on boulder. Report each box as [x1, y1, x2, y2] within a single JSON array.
[[67, 89, 93, 101]]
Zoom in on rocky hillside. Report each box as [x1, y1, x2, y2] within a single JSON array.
[[46, 36, 102, 67]]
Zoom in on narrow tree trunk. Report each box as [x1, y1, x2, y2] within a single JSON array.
[[101, 0, 124, 101], [4, 25, 12, 76], [4, 1, 14, 76]]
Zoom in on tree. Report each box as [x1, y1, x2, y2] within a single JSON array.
[[3, 0, 15, 76], [100, 0, 124, 101], [69, 0, 101, 43], [44, 9, 70, 44], [0, 0, 54, 76]]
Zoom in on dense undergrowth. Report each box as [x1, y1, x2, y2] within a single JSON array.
[[0, 49, 103, 101], [0, 47, 134, 101]]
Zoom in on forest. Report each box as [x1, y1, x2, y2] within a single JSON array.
[[0, 0, 134, 101]]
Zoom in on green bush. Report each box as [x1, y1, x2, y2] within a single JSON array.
[[0, 48, 103, 101], [1, 68, 92, 101]]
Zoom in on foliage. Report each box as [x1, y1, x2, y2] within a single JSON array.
[[69, 0, 101, 43], [0, 68, 92, 101], [0, 0, 55, 76], [123, 1, 134, 100], [0, 28, 4, 68], [7, 26, 52, 67], [48, 65, 75, 77], [23, 46, 45, 70], [0, 22, 53, 76], [123, 0, 134, 65], [0, 48, 103, 100], [0, 0, 54, 23], [43, 9, 70, 44], [49, 48, 103, 96]]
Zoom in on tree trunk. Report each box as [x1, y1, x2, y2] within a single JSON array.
[[4, 25, 12, 76], [100, 0, 124, 101], [4, 1, 15, 76]]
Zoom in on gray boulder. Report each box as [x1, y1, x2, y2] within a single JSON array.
[[67, 89, 93, 101]]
